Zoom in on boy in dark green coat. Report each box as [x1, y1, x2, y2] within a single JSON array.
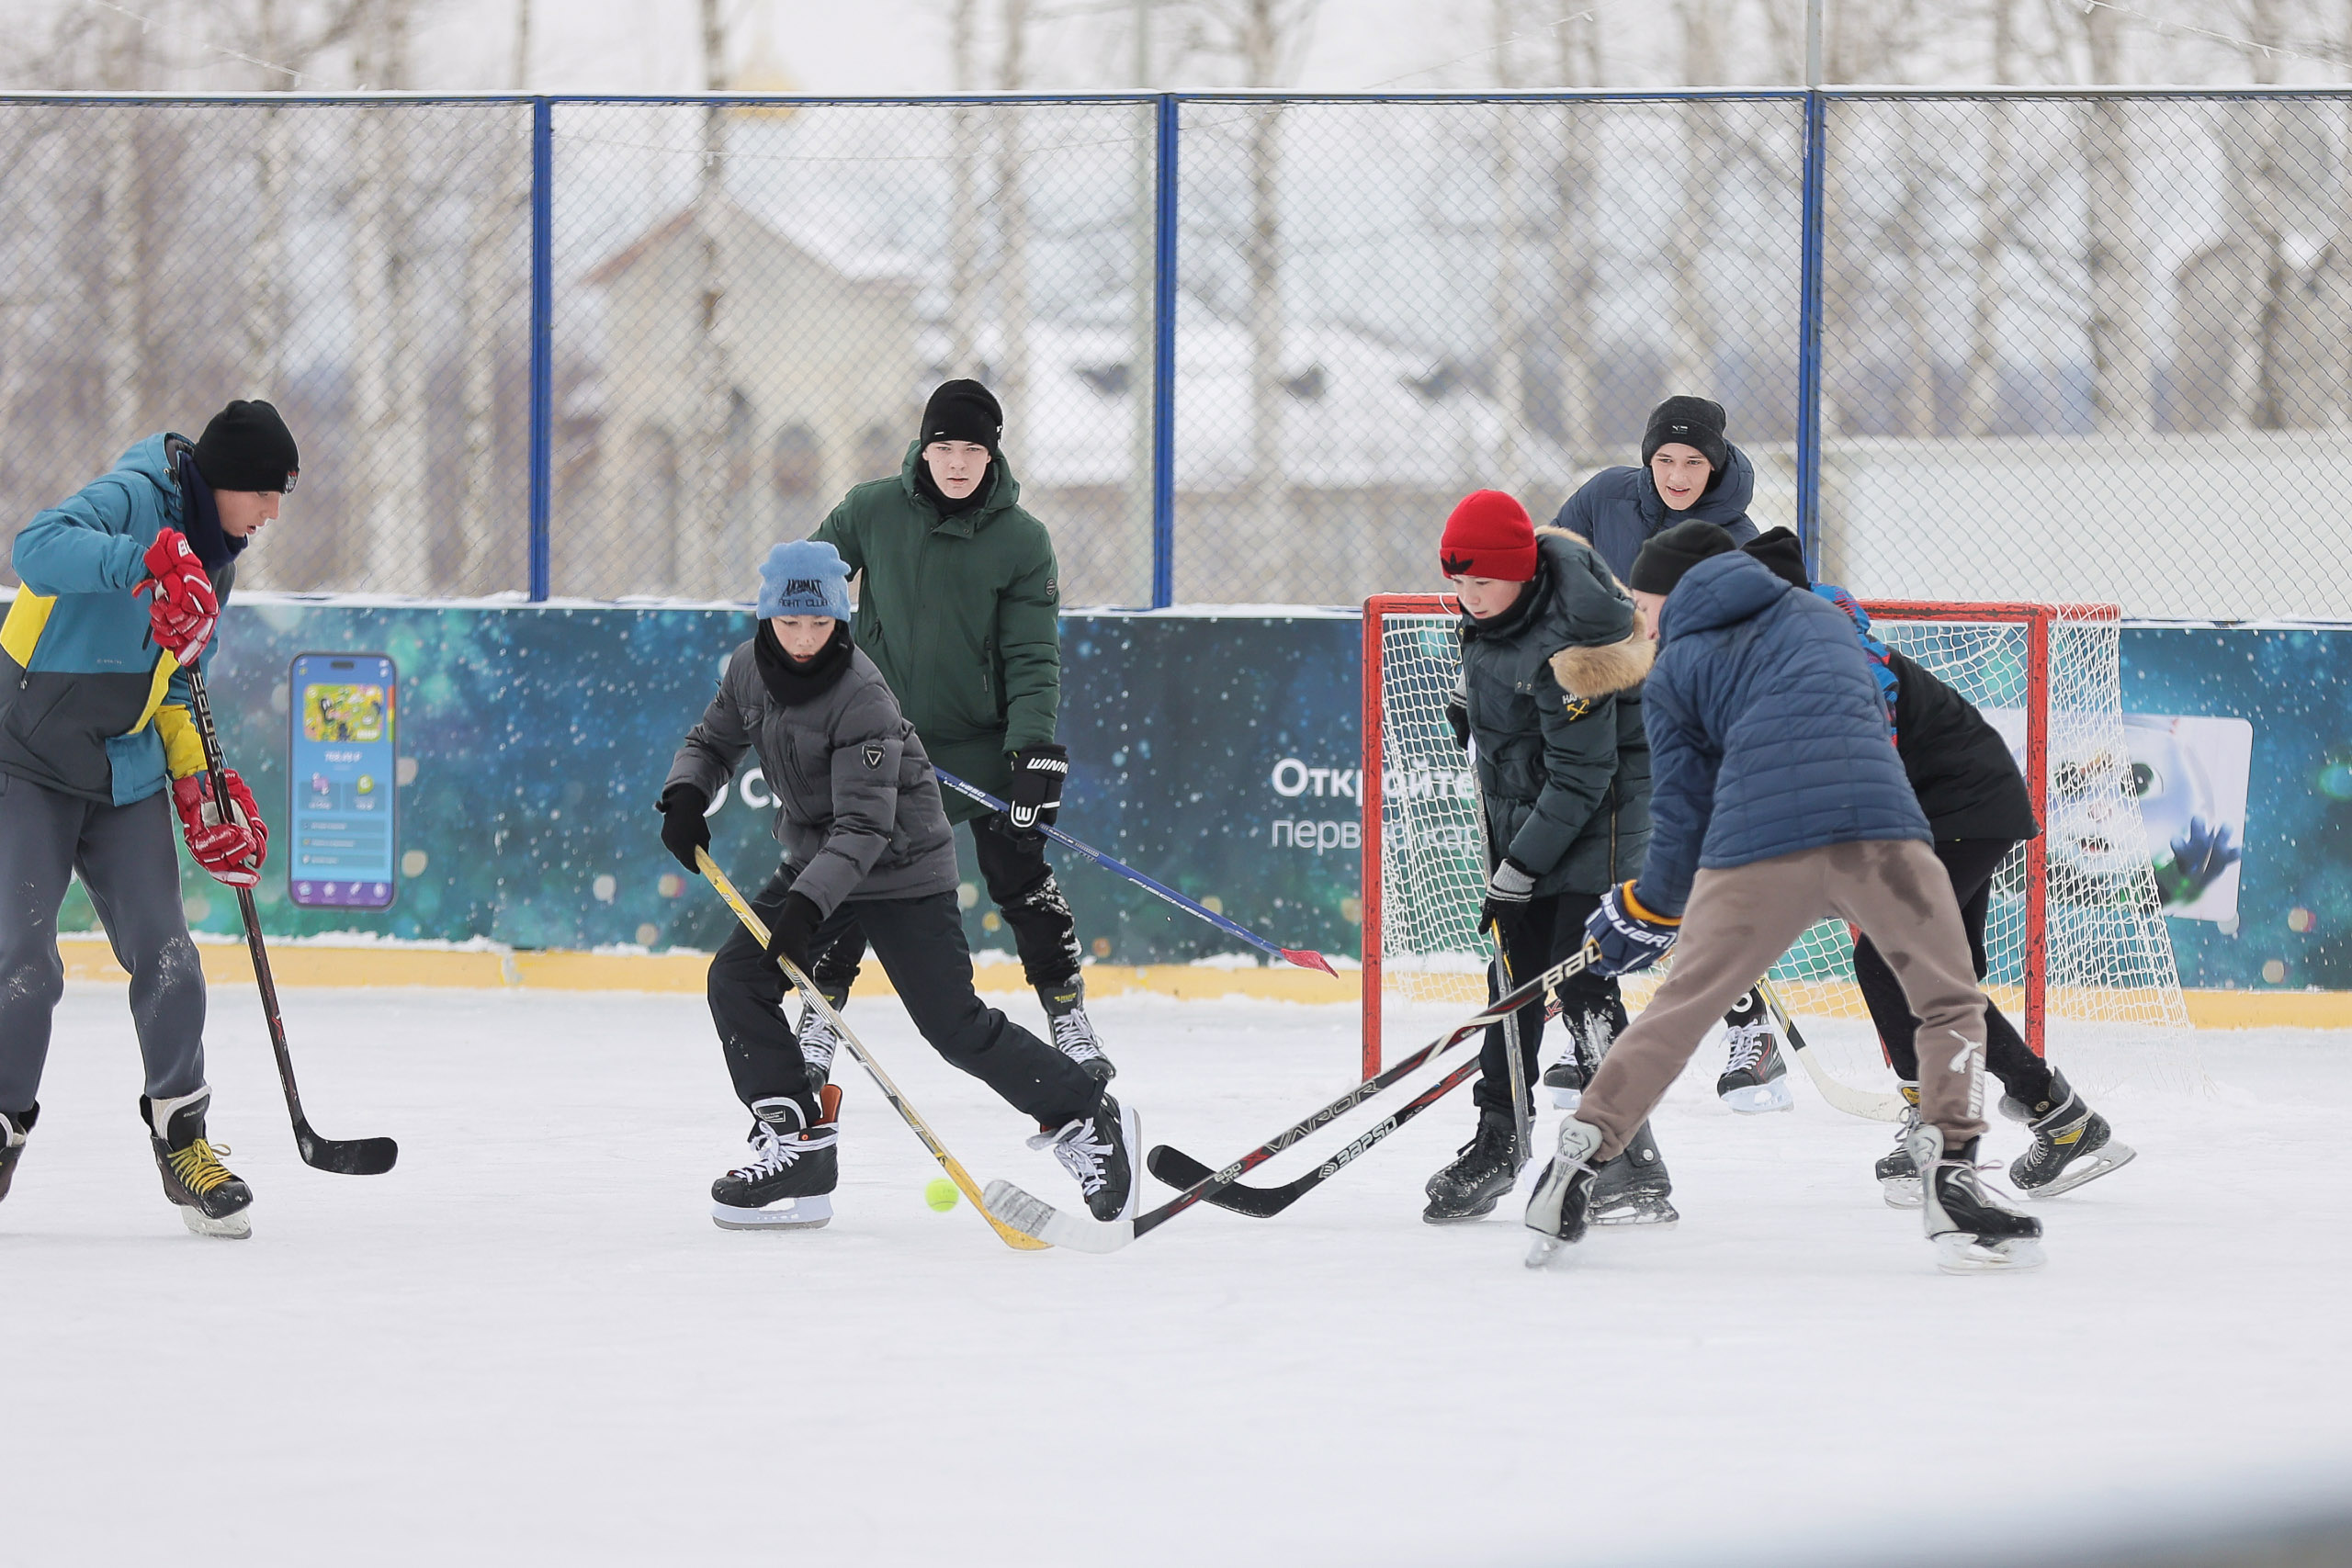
[[806, 381, 1111, 1082]]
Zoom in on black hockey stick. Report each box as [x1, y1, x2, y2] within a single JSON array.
[[1148, 1051, 1485, 1217], [185, 669, 398, 1176], [982, 943, 1596, 1252]]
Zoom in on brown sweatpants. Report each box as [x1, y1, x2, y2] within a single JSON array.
[[1578, 839, 1990, 1159]]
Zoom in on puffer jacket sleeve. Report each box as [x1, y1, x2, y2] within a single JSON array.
[[790, 680, 908, 919], [1631, 659, 1716, 919], [1502, 688, 1618, 876], [995, 526, 1061, 752], [12, 478, 149, 596], [665, 645, 758, 805], [811, 492, 865, 574], [1549, 483, 1599, 545]]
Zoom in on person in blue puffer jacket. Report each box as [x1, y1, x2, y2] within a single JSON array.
[[1521, 521, 2049, 1276], [0, 401, 298, 1240], [1549, 396, 1786, 1110]]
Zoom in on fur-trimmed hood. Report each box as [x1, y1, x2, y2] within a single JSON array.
[[1521, 525, 1653, 698]]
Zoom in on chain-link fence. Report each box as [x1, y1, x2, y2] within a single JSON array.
[[5, 90, 2352, 619], [0, 97, 533, 597]]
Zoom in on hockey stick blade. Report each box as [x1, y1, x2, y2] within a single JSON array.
[[1756, 980, 1908, 1122], [986, 945, 1599, 1251], [1146, 1055, 1484, 1217], [1279, 947, 1340, 976], [296, 1124, 399, 1176]]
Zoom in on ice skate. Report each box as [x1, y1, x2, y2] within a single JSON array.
[[1539, 1055, 1586, 1112], [0, 1105, 36, 1202], [1032, 1090, 1137, 1221], [1715, 1012, 1792, 1113], [1545, 1002, 1622, 1111], [1905, 1122, 2044, 1274], [1875, 1084, 1924, 1208], [1587, 1121, 1678, 1228], [1422, 1105, 1522, 1224], [794, 987, 850, 1090], [142, 1089, 252, 1240], [1040, 980, 1115, 1082], [2001, 1069, 2134, 1199], [712, 1086, 842, 1230], [1522, 1117, 1606, 1268]]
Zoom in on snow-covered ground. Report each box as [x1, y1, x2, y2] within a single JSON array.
[[6, 984, 2348, 1567]]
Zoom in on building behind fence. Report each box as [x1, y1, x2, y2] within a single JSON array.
[[4, 89, 2349, 619]]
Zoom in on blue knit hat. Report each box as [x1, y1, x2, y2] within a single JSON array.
[[756, 540, 853, 620]]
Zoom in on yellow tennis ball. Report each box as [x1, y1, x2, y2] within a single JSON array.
[[924, 1177, 961, 1213]]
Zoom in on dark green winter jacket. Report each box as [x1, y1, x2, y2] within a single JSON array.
[[1460, 528, 1655, 897], [812, 444, 1059, 825]]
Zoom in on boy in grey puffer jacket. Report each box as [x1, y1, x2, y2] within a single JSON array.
[[658, 541, 1137, 1232]]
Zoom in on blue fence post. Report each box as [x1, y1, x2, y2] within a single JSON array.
[[1149, 94, 1179, 609], [1794, 88, 1826, 576], [526, 96, 555, 602]]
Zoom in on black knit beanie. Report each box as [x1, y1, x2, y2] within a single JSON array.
[[1741, 526, 1812, 592], [1629, 519, 1737, 595], [1641, 395, 1729, 475], [919, 378, 1003, 450], [193, 400, 300, 492]]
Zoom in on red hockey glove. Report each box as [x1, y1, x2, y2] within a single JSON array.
[[135, 530, 219, 662], [172, 771, 268, 887]]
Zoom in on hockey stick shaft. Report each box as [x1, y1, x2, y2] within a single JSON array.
[[183, 669, 397, 1176], [1754, 978, 1907, 1122], [1150, 1051, 1486, 1217], [931, 769, 1338, 976], [695, 849, 1049, 1251], [1469, 768, 1532, 1155], [985, 942, 1596, 1250]]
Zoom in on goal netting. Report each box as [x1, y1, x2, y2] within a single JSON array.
[[1361, 594, 2193, 1097]]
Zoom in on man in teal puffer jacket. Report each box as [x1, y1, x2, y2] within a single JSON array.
[[0, 400, 297, 1240]]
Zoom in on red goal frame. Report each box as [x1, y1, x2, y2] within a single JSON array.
[[1360, 594, 2120, 1077]]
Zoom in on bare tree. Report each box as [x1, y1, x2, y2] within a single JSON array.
[[677, 0, 735, 597], [995, 0, 1035, 418], [1488, 0, 1531, 499], [946, 0, 984, 378], [1668, 0, 1723, 394], [2075, 2, 2155, 433], [1548, 3, 1604, 460], [354, 0, 430, 592], [453, 0, 531, 588]]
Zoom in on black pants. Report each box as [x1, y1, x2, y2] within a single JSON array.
[[1852, 837, 2052, 1103], [707, 862, 1099, 1129], [810, 819, 1081, 993], [1474, 890, 1624, 1117]]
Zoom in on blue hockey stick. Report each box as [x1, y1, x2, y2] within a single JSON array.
[[932, 768, 1339, 976]]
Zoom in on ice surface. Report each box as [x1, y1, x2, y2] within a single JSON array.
[[6, 984, 2348, 1567]]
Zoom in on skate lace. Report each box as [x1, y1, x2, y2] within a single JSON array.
[[798, 1012, 842, 1068], [726, 1127, 804, 1182], [1048, 1010, 1105, 1062], [1723, 1021, 1773, 1075], [1030, 1117, 1112, 1195], [168, 1139, 237, 1196]]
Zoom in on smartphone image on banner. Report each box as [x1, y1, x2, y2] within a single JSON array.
[[288, 653, 398, 909]]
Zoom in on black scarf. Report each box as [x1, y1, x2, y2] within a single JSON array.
[[754, 620, 854, 705], [172, 442, 247, 572], [914, 457, 996, 519]]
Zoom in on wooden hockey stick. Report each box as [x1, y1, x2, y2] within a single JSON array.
[[696, 850, 1050, 1251], [1754, 979, 1908, 1122]]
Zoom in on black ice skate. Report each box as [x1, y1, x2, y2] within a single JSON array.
[[0, 1104, 36, 1202], [1714, 998, 1792, 1113], [1422, 1105, 1522, 1224], [1874, 1084, 1924, 1209], [142, 1089, 253, 1240], [796, 986, 850, 1089], [1539, 1055, 1586, 1111], [1031, 1090, 1138, 1221], [1544, 1001, 1623, 1111], [711, 1086, 842, 1231], [1040, 981, 1115, 1082], [2002, 1069, 2135, 1199], [1905, 1122, 2044, 1274], [1522, 1117, 1606, 1269], [1587, 1119, 1678, 1227]]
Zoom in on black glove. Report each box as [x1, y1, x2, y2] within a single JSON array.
[[658, 783, 711, 873], [1476, 857, 1537, 935], [1002, 743, 1069, 837], [765, 891, 824, 974], [1443, 674, 1470, 751]]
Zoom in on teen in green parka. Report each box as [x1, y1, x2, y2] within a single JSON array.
[[804, 380, 1112, 1083]]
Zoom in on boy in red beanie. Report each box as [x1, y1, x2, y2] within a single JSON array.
[[1419, 491, 1670, 1225]]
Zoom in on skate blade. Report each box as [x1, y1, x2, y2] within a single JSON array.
[[178, 1206, 252, 1240], [2016, 1142, 2136, 1201], [1421, 1201, 1502, 1225], [1879, 1176, 1923, 1210], [1546, 1087, 1583, 1112], [1524, 1234, 1570, 1269], [1589, 1202, 1679, 1229], [1934, 1233, 2045, 1274], [1720, 1079, 1794, 1114], [711, 1194, 833, 1231]]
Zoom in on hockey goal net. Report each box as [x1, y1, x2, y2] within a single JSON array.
[[1360, 594, 2190, 1084]]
